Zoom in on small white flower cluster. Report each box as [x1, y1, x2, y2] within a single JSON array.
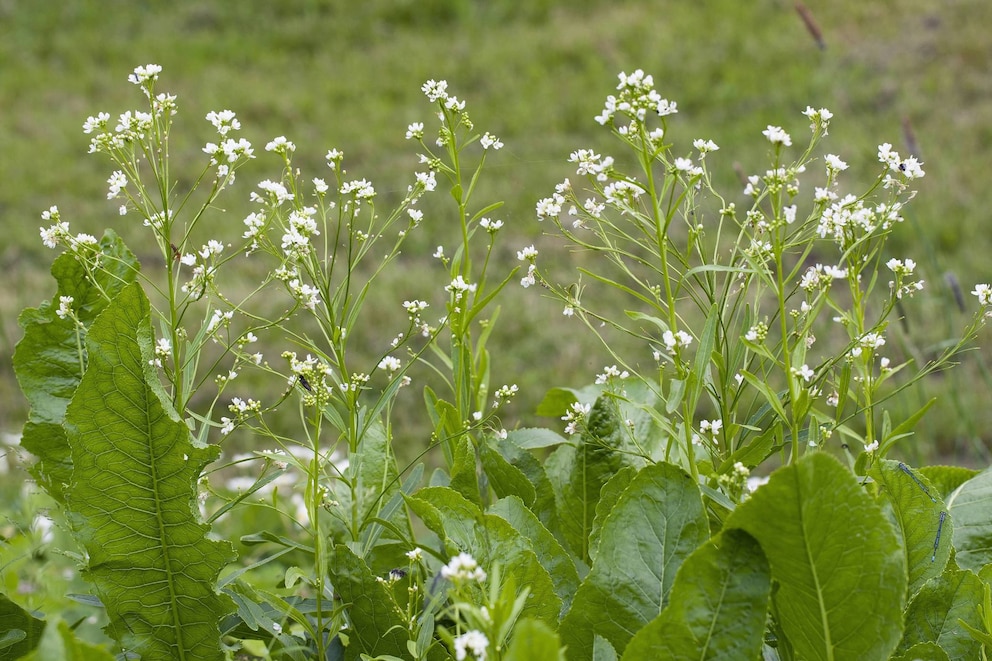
[[220, 397, 262, 435], [377, 355, 402, 374], [561, 401, 592, 436], [494, 383, 519, 402], [446, 275, 478, 301], [535, 180, 571, 221], [265, 135, 295, 157], [802, 106, 834, 134], [662, 329, 693, 356], [791, 364, 815, 383], [569, 150, 614, 181], [441, 552, 487, 583], [595, 69, 678, 126], [39, 206, 99, 256], [799, 263, 848, 293], [149, 337, 172, 368], [700, 419, 723, 437], [762, 125, 792, 147], [517, 245, 539, 288], [55, 295, 75, 321], [479, 217, 503, 233], [973, 284, 992, 317], [595, 364, 630, 385], [816, 195, 904, 249], [885, 258, 925, 299], [878, 142, 925, 187], [744, 322, 768, 344], [284, 351, 334, 405], [453, 630, 489, 661]]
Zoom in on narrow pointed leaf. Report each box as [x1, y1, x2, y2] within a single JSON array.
[[559, 462, 709, 660], [898, 567, 984, 659], [504, 618, 566, 661], [621, 528, 771, 660], [489, 496, 579, 616], [948, 466, 992, 571], [871, 460, 952, 594], [64, 282, 234, 660], [726, 453, 905, 661]]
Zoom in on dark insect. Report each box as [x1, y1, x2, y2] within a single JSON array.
[[298, 374, 312, 392], [389, 568, 407, 581], [170, 243, 181, 262]]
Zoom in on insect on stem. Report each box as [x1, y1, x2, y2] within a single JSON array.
[[898, 462, 937, 503]]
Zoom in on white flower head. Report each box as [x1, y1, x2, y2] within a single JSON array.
[[762, 125, 792, 146]]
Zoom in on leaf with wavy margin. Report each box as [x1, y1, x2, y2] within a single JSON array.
[[64, 282, 234, 660]]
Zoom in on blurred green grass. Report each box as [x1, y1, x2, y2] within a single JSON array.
[[2, 0, 991, 461]]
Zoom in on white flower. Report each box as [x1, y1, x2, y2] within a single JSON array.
[[265, 136, 296, 154], [378, 356, 402, 373], [595, 365, 629, 384], [516, 245, 538, 261], [864, 440, 879, 453], [405, 122, 424, 140], [405, 547, 423, 562], [762, 125, 792, 146], [662, 329, 693, 354], [792, 364, 815, 383], [441, 552, 486, 582], [422, 79, 449, 102], [973, 284, 992, 307], [480, 132, 503, 150], [56, 296, 74, 320], [454, 630, 489, 661]]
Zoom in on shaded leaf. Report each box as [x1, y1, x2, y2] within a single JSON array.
[[726, 453, 905, 661], [505, 428, 569, 450], [621, 528, 771, 660], [948, 466, 992, 571], [0, 593, 45, 660], [871, 460, 952, 595], [890, 642, 950, 661], [920, 465, 979, 501], [504, 618, 566, 661], [327, 545, 409, 661], [549, 397, 626, 563], [480, 441, 536, 506], [63, 282, 234, 660], [898, 567, 984, 659], [13, 232, 138, 502], [19, 618, 116, 661], [559, 462, 709, 660], [406, 487, 560, 625], [587, 465, 636, 565], [489, 496, 579, 616]]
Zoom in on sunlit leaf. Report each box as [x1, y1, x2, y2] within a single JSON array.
[[63, 282, 234, 659]]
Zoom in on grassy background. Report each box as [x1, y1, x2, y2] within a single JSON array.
[[2, 0, 992, 462]]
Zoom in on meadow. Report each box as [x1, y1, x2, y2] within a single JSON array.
[[4, 1, 992, 659], [2, 0, 992, 453]]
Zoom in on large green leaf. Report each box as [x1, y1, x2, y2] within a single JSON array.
[[948, 466, 992, 571], [871, 460, 952, 595], [890, 642, 951, 661], [488, 496, 579, 616], [13, 232, 138, 502], [726, 452, 906, 661], [620, 528, 771, 660], [559, 462, 709, 660], [920, 465, 979, 500], [63, 282, 234, 660], [0, 593, 46, 660], [897, 567, 985, 659], [406, 486, 560, 625], [326, 545, 411, 661], [547, 397, 627, 563], [495, 435, 560, 536]]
